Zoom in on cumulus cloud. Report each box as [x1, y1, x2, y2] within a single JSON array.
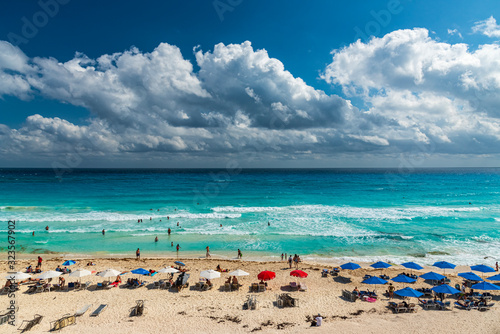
[[447, 28, 463, 39], [472, 16, 500, 38], [2, 31, 500, 166], [323, 28, 500, 154]]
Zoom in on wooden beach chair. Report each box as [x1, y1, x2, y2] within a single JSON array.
[[130, 300, 145, 316], [251, 283, 258, 292], [50, 314, 76, 331], [90, 304, 107, 317], [244, 295, 258, 310], [258, 283, 266, 292], [232, 283, 240, 291], [18, 314, 43, 332], [0, 311, 11, 326]]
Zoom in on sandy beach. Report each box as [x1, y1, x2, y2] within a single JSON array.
[[1, 256, 499, 334]]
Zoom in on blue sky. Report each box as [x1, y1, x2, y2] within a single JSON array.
[[1, 0, 500, 167]]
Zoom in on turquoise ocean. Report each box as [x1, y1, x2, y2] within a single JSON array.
[[1, 168, 499, 265]]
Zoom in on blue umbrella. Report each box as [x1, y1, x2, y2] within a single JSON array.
[[458, 272, 483, 281], [341, 262, 361, 270], [487, 274, 500, 281], [392, 274, 416, 283], [470, 265, 496, 273], [431, 284, 460, 295], [420, 271, 445, 281], [370, 261, 392, 269], [471, 281, 500, 291], [131, 268, 149, 275], [401, 262, 424, 270], [362, 276, 388, 285], [174, 261, 185, 266], [433, 261, 456, 269], [394, 287, 423, 298], [62, 260, 76, 266]]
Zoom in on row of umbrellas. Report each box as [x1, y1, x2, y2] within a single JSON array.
[[343, 260, 497, 273]]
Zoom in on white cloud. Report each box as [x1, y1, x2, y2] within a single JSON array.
[[472, 16, 500, 38], [447, 28, 463, 39]]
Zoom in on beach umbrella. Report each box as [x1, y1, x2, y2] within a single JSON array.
[[97, 269, 122, 278], [5, 272, 31, 281], [62, 260, 76, 266], [458, 272, 483, 282], [174, 261, 185, 267], [370, 261, 392, 269], [200, 270, 221, 280], [229, 269, 249, 277], [158, 267, 179, 274], [394, 287, 423, 298], [37, 271, 62, 280], [257, 271, 276, 281], [433, 261, 455, 275], [487, 274, 500, 281], [431, 284, 460, 295], [362, 276, 388, 285], [471, 281, 500, 291], [470, 265, 496, 274], [420, 271, 446, 281], [340, 262, 361, 270], [131, 268, 149, 275], [392, 274, 416, 284], [69, 269, 91, 278], [290, 270, 308, 278], [401, 262, 424, 270]]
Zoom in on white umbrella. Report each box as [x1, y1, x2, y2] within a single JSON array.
[[69, 269, 92, 278], [200, 270, 221, 280], [229, 269, 249, 277], [97, 269, 122, 278], [158, 267, 179, 274], [6, 272, 31, 280], [37, 271, 62, 280]]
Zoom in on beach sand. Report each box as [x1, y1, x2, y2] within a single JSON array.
[[1, 257, 499, 333]]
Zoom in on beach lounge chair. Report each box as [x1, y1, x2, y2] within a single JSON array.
[[251, 283, 258, 292], [232, 283, 240, 291], [224, 283, 231, 292], [299, 283, 308, 291], [50, 314, 76, 331], [90, 304, 107, 317], [321, 269, 328, 277], [0, 310, 11, 326], [342, 290, 357, 302], [153, 281, 161, 289], [130, 300, 145, 316], [18, 314, 43, 332], [75, 304, 92, 317], [244, 295, 258, 310], [258, 283, 266, 292], [407, 303, 417, 312], [454, 302, 471, 311]]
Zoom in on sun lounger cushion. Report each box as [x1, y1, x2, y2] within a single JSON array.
[[90, 304, 107, 317]]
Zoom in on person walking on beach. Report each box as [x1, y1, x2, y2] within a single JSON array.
[[238, 249, 242, 259], [281, 253, 284, 261], [136, 248, 140, 260], [206, 246, 211, 258], [37, 256, 43, 268], [288, 255, 293, 269]]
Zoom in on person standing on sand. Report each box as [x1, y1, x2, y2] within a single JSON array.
[[288, 255, 293, 269], [238, 249, 242, 259], [136, 248, 140, 260], [281, 253, 284, 261], [496, 262, 499, 271], [206, 246, 211, 258], [388, 283, 395, 299], [37, 256, 42, 268]]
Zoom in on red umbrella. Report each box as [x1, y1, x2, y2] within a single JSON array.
[[257, 271, 276, 281], [290, 270, 308, 278]]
